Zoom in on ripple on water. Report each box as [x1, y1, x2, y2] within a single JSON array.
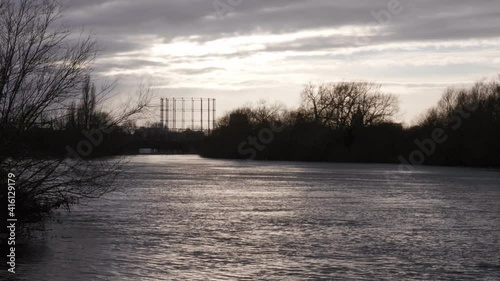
[[13, 156, 500, 280]]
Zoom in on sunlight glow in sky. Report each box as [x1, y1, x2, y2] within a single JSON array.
[[67, 0, 500, 124]]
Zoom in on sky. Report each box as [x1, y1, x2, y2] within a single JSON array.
[[65, 0, 500, 125]]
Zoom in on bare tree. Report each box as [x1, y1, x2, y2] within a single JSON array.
[[0, 0, 152, 236], [216, 99, 286, 128], [300, 81, 399, 130], [1, 0, 94, 144], [248, 99, 286, 125], [300, 82, 334, 125], [420, 77, 500, 128]]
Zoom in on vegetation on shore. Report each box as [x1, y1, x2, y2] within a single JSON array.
[[201, 78, 500, 167], [0, 0, 152, 238]]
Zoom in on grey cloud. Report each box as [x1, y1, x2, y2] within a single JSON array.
[[93, 59, 168, 74], [95, 38, 148, 55], [174, 67, 225, 75], [62, 0, 500, 82], [58, 0, 499, 124], [63, 0, 500, 57], [382, 82, 468, 89]]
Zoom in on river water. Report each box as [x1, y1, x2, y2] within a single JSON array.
[[11, 156, 500, 280]]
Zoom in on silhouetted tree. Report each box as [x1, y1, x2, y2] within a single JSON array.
[[201, 76, 499, 166], [0, 0, 152, 237], [417, 77, 500, 166], [300, 81, 398, 130], [217, 100, 287, 128]]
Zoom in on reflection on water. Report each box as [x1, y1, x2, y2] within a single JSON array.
[[13, 156, 500, 280]]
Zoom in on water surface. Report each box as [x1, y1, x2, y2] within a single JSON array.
[[13, 156, 500, 280]]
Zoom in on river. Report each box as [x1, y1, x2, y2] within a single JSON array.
[[12, 155, 500, 280]]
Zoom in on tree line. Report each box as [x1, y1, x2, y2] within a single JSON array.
[[201, 78, 500, 167]]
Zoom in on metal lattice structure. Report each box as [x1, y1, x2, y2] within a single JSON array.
[[160, 98, 216, 133]]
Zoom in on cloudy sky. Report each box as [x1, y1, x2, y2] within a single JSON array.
[[66, 0, 500, 124]]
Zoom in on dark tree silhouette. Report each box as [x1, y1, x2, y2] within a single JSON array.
[[202, 77, 500, 166], [0, 0, 152, 237], [300, 81, 399, 129], [416, 77, 500, 166]]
